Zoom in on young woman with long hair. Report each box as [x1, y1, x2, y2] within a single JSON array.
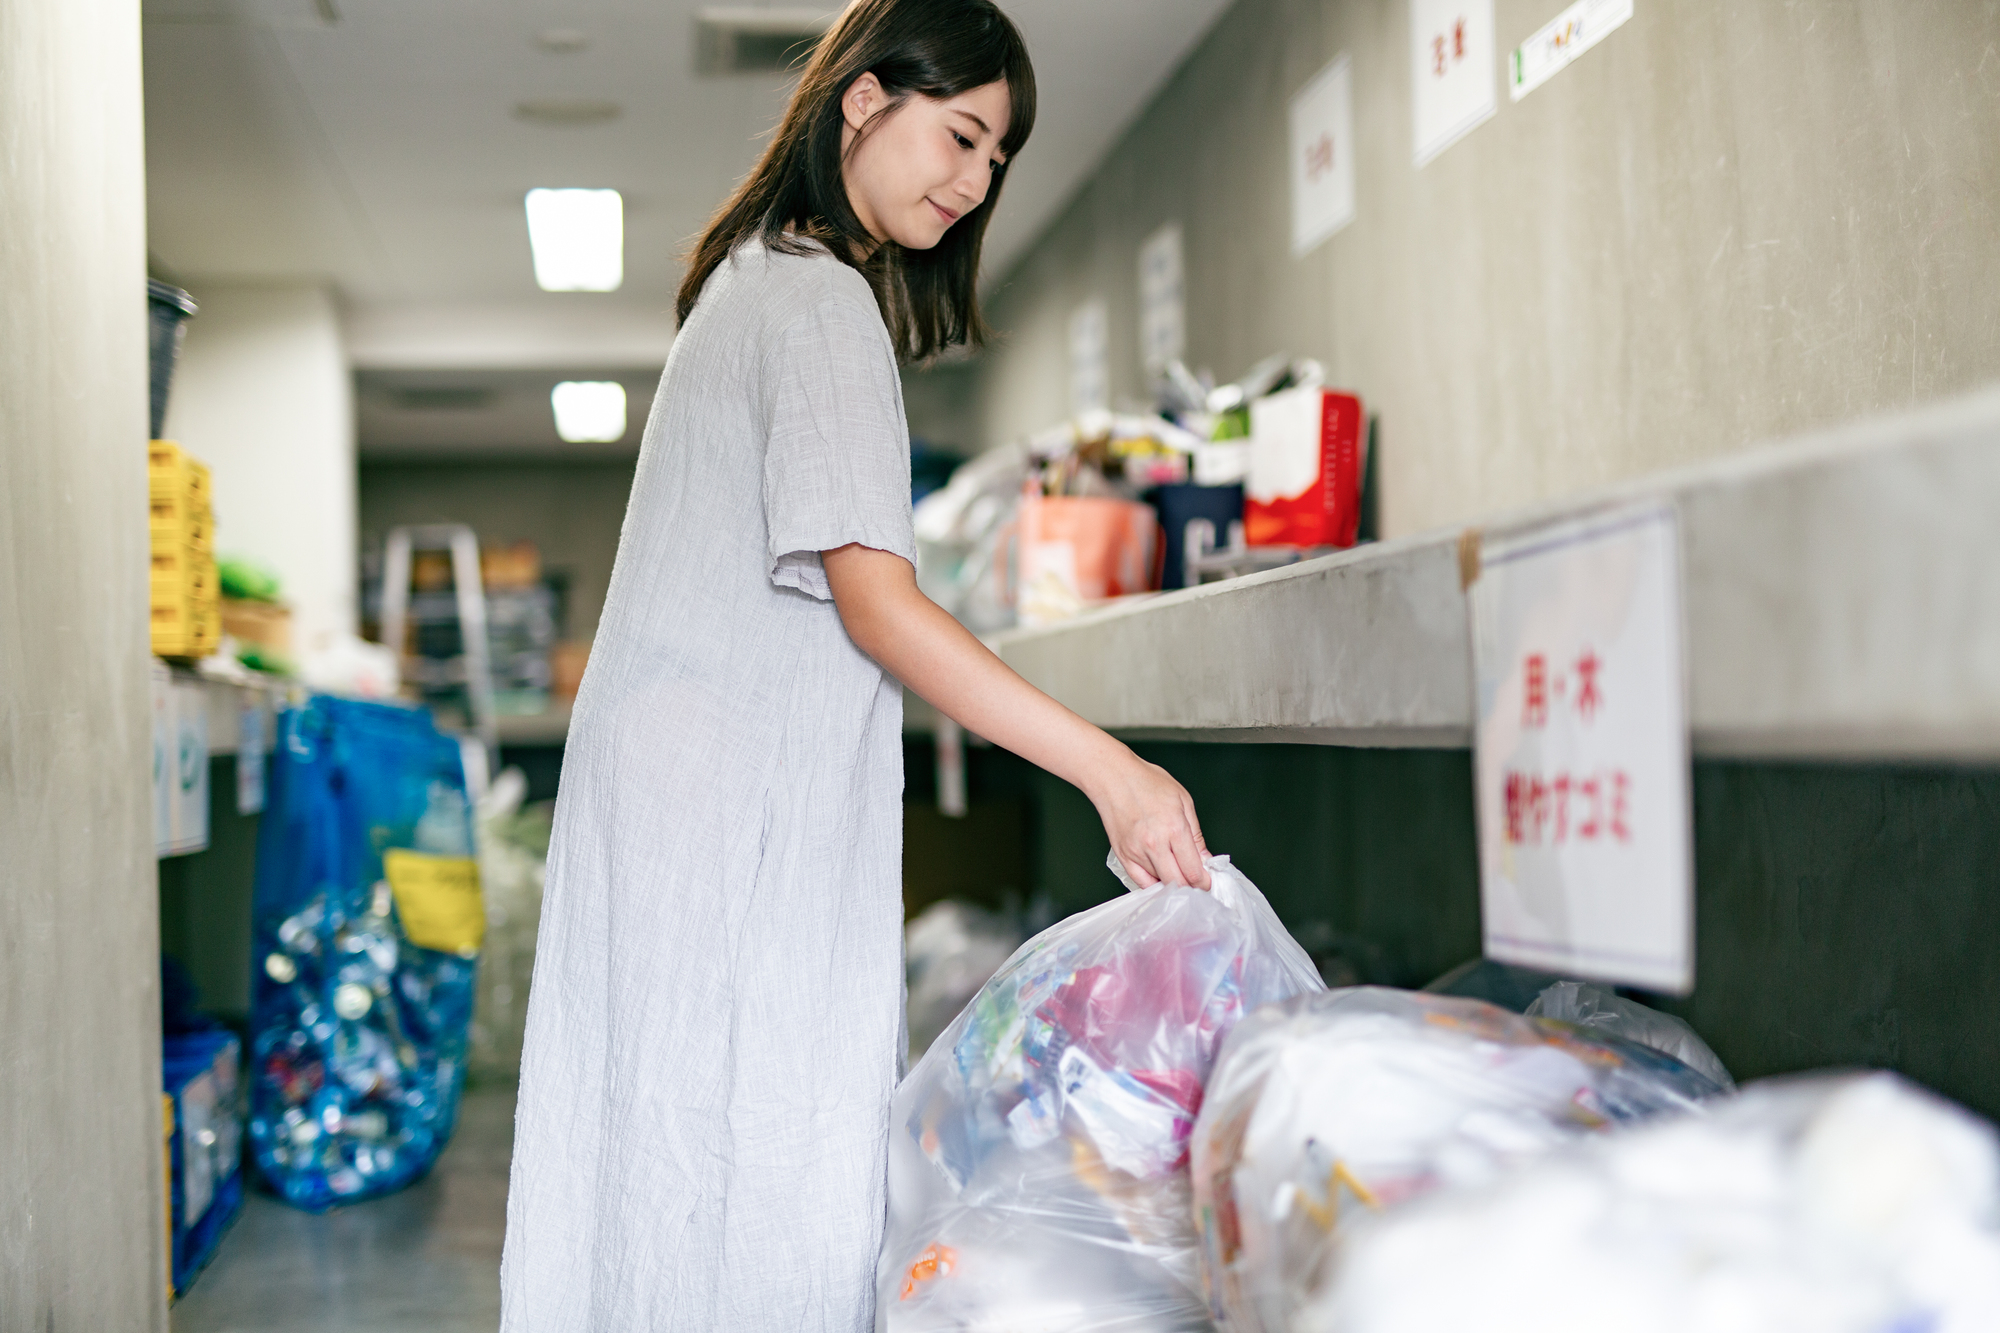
[[500, 1, 1209, 1326]]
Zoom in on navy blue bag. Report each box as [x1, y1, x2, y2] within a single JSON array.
[[247, 695, 480, 1210]]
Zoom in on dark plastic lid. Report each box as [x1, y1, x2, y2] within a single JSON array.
[[148, 278, 198, 317]]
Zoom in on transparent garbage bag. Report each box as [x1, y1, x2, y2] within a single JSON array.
[[1525, 980, 1734, 1090], [247, 696, 480, 1211], [1191, 987, 1724, 1332], [878, 854, 1324, 1332], [1306, 1071, 2000, 1333], [905, 901, 1025, 1067]]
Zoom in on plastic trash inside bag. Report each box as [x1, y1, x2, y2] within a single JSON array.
[[879, 854, 1324, 1332], [906, 900, 1025, 1067], [1191, 987, 1725, 1332], [1525, 980, 1734, 1090], [1305, 1071, 2000, 1333], [247, 695, 481, 1211]]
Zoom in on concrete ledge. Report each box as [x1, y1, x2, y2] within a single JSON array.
[[993, 385, 2000, 763]]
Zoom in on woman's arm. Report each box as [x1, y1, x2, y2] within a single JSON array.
[[822, 543, 1210, 889]]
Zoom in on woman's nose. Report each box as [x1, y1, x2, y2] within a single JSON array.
[[956, 163, 990, 211]]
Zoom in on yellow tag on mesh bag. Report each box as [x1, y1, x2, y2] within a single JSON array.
[[383, 848, 485, 956]]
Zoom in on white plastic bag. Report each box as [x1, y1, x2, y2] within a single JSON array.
[[878, 855, 1323, 1332], [1306, 1072, 2000, 1333], [1525, 980, 1734, 1089], [1191, 987, 1723, 1332]]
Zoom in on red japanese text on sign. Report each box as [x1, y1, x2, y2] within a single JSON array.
[[1502, 768, 1632, 846]]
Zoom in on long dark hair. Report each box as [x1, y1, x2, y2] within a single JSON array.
[[676, 0, 1036, 362]]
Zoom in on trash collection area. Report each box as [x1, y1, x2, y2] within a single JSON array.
[[13, 0, 2000, 1329]]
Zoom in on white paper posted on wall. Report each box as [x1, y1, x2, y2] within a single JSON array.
[[1469, 501, 1694, 994], [1510, 0, 1633, 101]]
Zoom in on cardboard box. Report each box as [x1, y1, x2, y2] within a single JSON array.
[[1246, 387, 1367, 549], [221, 597, 291, 656]]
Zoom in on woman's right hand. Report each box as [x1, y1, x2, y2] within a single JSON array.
[[1089, 750, 1211, 890]]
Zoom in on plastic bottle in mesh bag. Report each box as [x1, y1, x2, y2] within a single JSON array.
[[1305, 1072, 2000, 1333], [1190, 987, 1725, 1332], [248, 696, 480, 1211], [878, 854, 1324, 1333]]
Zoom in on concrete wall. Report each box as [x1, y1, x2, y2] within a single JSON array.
[[955, 0, 2000, 536], [164, 284, 357, 654], [358, 460, 637, 642], [0, 0, 166, 1326]]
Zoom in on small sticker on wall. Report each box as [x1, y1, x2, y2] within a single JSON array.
[[1411, 0, 1497, 168], [1510, 0, 1632, 100], [1290, 54, 1356, 256], [1137, 222, 1185, 380]]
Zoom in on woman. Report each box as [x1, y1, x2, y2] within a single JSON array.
[[500, 1, 1209, 1326]]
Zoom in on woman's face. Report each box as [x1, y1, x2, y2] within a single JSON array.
[[839, 75, 1011, 251]]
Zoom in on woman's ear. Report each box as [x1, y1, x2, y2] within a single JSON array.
[[842, 72, 884, 132]]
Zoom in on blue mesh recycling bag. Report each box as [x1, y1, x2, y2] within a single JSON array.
[[248, 695, 482, 1211]]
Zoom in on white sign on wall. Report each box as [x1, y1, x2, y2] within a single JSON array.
[[1137, 221, 1185, 379], [237, 699, 267, 816], [1289, 54, 1356, 256], [1068, 297, 1109, 416], [1510, 0, 1633, 100], [1410, 0, 1497, 167], [1469, 501, 1694, 994]]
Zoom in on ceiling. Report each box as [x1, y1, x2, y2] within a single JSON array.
[[143, 0, 1235, 419]]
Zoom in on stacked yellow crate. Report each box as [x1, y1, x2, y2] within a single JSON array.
[[149, 441, 221, 660]]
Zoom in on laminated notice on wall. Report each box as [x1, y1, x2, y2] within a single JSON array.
[[385, 849, 485, 956], [1411, 0, 1497, 167], [1510, 0, 1632, 100], [1468, 501, 1693, 994]]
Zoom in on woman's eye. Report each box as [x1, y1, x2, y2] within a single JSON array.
[[953, 133, 974, 150]]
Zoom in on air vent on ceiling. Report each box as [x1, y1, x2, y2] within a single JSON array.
[[695, 7, 833, 75], [385, 387, 496, 412]]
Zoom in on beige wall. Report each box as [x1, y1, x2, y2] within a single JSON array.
[[0, 0, 166, 1327], [954, 0, 2000, 537], [165, 283, 357, 655]]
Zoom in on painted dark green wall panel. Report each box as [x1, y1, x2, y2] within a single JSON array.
[[1015, 743, 2000, 1120]]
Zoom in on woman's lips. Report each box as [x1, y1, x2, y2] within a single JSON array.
[[928, 197, 959, 224]]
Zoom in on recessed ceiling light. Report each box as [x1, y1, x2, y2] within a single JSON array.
[[524, 188, 623, 292], [551, 382, 627, 443], [514, 98, 623, 127], [534, 27, 590, 54]]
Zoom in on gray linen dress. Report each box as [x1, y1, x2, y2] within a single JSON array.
[[500, 239, 914, 1331]]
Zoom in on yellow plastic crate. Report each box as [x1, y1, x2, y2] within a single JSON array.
[[151, 595, 220, 660], [149, 546, 216, 601], [149, 498, 213, 552], [147, 441, 211, 510]]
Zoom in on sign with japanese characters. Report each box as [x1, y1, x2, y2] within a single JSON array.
[[1289, 54, 1355, 256], [1469, 501, 1694, 994], [1509, 0, 1632, 101], [1137, 222, 1185, 379], [1410, 0, 1496, 167]]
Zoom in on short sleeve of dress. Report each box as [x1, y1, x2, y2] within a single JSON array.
[[762, 279, 916, 600]]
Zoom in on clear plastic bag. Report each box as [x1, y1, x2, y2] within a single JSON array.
[[1191, 987, 1724, 1332], [905, 900, 1025, 1067], [1524, 979, 1734, 1090], [1306, 1072, 2000, 1333], [878, 854, 1324, 1332]]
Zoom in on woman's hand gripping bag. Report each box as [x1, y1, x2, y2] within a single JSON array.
[[879, 854, 1324, 1333], [1189, 987, 1727, 1332]]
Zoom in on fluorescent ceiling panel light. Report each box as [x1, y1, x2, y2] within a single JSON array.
[[525, 188, 623, 292], [551, 381, 627, 443]]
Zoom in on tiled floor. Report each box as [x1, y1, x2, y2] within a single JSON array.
[[171, 1085, 514, 1333]]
